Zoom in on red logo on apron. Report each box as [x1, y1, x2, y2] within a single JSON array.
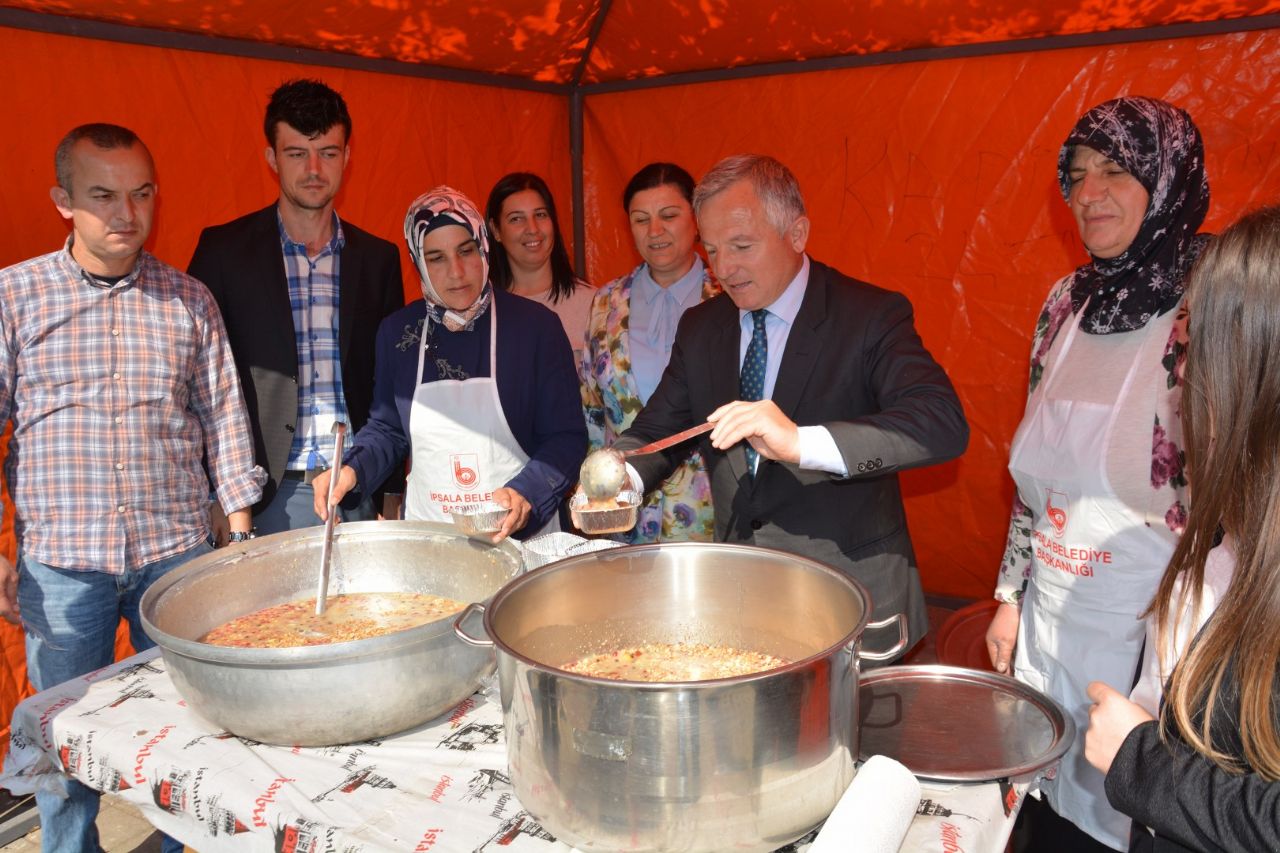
[[1046, 489, 1068, 537], [451, 454, 479, 488]]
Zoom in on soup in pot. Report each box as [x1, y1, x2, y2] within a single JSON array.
[[203, 591, 466, 648], [562, 642, 788, 682]]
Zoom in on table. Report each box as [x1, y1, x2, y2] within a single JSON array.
[[1, 650, 1025, 852]]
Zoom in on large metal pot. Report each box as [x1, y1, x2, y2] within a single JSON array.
[[140, 520, 523, 746], [454, 542, 906, 852]]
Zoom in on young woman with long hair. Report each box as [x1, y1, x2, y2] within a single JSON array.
[[1086, 204, 1280, 852]]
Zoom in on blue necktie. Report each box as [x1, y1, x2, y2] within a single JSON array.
[[739, 309, 769, 476]]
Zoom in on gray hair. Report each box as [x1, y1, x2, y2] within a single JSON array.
[[692, 154, 806, 233], [54, 123, 145, 193]]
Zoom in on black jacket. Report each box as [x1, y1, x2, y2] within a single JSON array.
[[188, 204, 405, 512], [616, 259, 969, 657], [1107, 659, 1280, 852]]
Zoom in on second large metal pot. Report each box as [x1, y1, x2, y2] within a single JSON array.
[[455, 542, 906, 852], [141, 521, 523, 746]]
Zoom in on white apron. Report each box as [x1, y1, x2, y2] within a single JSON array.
[[404, 301, 557, 537], [1008, 309, 1173, 850]]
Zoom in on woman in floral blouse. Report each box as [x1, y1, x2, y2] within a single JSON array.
[[984, 97, 1210, 853], [580, 163, 720, 543]]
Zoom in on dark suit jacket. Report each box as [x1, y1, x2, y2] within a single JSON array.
[[188, 204, 405, 513], [617, 259, 968, 657]]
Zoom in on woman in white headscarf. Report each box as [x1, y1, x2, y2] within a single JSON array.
[[313, 186, 586, 541]]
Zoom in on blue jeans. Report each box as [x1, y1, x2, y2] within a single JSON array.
[[19, 540, 211, 853]]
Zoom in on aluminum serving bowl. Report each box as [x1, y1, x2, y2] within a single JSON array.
[[569, 489, 640, 535], [140, 521, 523, 746], [451, 501, 509, 537], [455, 542, 907, 852]]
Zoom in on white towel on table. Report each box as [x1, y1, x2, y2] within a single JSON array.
[[809, 754, 921, 853]]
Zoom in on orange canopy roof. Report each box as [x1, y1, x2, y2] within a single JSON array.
[[4, 0, 1280, 86]]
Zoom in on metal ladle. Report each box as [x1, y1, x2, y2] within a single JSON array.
[[315, 421, 347, 616], [579, 422, 714, 500]]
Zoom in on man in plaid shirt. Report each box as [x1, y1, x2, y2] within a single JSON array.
[[0, 123, 264, 852]]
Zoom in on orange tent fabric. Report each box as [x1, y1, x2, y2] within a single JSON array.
[[1, 6, 1279, 761], [3, 0, 598, 82], [4, 0, 1279, 83], [581, 1, 1280, 82], [0, 28, 572, 277]]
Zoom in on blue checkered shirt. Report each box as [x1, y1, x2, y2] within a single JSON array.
[[278, 212, 351, 471]]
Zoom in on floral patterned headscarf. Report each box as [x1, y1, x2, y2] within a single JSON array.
[[1058, 96, 1211, 335], [404, 186, 492, 332]]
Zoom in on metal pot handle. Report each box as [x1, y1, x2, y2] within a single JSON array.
[[856, 613, 909, 663], [452, 602, 492, 647]]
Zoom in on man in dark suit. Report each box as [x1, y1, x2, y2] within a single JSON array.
[[615, 154, 968, 659], [189, 79, 404, 538]]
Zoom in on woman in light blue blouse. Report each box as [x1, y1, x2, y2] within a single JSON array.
[[580, 163, 720, 543]]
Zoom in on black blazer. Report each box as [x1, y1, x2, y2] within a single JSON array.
[[1107, 656, 1280, 852], [188, 204, 405, 512], [617, 259, 968, 657]]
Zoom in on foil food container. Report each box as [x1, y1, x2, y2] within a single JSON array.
[[451, 501, 510, 537], [569, 490, 640, 535]]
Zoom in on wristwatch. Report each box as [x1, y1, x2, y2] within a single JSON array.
[[228, 530, 257, 543]]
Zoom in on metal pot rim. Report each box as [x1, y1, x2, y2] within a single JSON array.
[[481, 541, 873, 686], [141, 520, 522, 665]]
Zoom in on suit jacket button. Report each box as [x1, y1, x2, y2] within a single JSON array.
[[875, 457, 883, 468], [750, 519, 763, 530], [857, 462, 866, 472]]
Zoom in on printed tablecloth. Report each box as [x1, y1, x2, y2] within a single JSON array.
[[1, 650, 1024, 852]]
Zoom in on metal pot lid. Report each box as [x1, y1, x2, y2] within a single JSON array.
[[858, 664, 1075, 782]]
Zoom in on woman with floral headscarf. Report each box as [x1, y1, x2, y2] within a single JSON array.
[[984, 97, 1211, 851], [313, 187, 586, 541]]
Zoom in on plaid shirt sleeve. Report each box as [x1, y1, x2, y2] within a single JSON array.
[[184, 278, 266, 513]]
